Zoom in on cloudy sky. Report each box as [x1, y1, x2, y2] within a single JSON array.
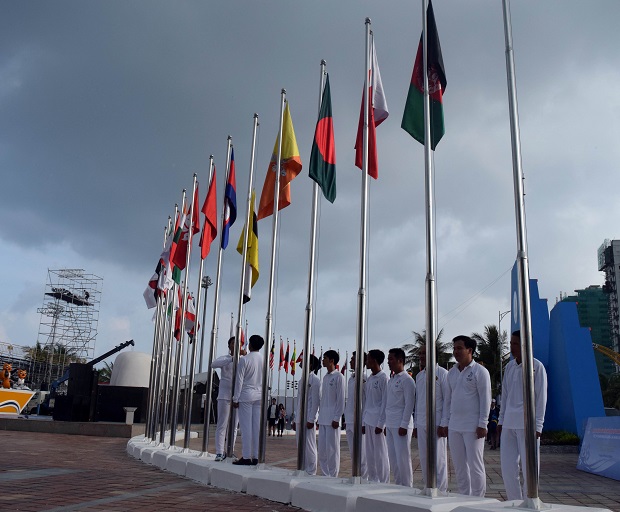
[[2, 1, 619, 377]]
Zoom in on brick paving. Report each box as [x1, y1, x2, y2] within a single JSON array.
[[2, 428, 619, 511]]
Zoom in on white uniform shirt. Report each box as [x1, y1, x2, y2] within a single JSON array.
[[414, 364, 449, 429], [212, 354, 233, 400], [232, 351, 263, 403], [344, 372, 367, 428], [381, 370, 415, 429], [499, 358, 547, 432], [443, 360, 491, 431], [363, 371, 388, 428], [317, 369, 345, 425], [296, 372, 321, 423]]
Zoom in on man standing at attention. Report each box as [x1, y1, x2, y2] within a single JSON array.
[[363, 349, 390, 483], [414, 343, 449, 493], [317, 349, 345, 477], [440, 335, 491, 496], [381, 347, 416, 487], [343, 351, 367, 479], [499, 330, 547, 501], [232, 335, 264, 466]]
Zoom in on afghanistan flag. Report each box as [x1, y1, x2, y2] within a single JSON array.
[[401, 0, 446, 149], [309, 74, 336, 203]]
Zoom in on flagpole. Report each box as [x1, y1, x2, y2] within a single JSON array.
[[171, 175, 198, 448], [502, 0, 540, 506], [146, 275, 164, 442], [297, 59, 326, 472], [203, 136, 233, 454], [259, 89, 287, 463], [198, 158, 214, 375], [228, 113, 259, 456]]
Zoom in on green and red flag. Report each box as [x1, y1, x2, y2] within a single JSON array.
[[309, 74, 336, 203], [401, 0, 446, 149]]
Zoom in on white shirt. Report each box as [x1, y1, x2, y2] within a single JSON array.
[[499, 358, 547, 432], [212, 354, 233, 400], [344, 372, 367, 428], [363, 371, 388, 428], [296, 372, 321, 423], [317, 369, 345, 425], [414, 364, 449, 429], [443, 360, 491, 431], [232, 351, 263, 403], [381, 370, 415, 429]]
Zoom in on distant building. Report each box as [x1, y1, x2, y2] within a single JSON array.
[[561, 285, 615, 376], [597, 239, 620, 373]]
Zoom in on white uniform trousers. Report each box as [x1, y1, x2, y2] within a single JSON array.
[[386, 426, 413, 487], [238, 400, 261, 460], [296, 425, 318, 475], [448, 430, 486, 496], [501, 428, 540, 500], [364, 423, 389, 483], [417, 427, 448, 493], [318, 425, 341, 477], [345, 428, 368, 479], [215, 399, 238, 455]]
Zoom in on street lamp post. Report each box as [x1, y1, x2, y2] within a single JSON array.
[[198, 276, 213, 373], [498, 309, 511, 400]]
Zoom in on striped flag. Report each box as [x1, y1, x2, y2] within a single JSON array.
[[221, 148, 237, 249]]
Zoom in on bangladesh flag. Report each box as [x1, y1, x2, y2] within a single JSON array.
[[401, 0, 446, 150], [309, 74, 336, 203]]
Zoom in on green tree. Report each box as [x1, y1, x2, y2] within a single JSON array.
[[402, 329, 451, 373], [471, 324, 507, 394], [97, 361, 114, 383]]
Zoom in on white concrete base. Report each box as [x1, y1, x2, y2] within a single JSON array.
[[166, 451, 201, 476], [152, 449, 177, 469], [357, 491, 498, 512], [292, 478, 408, 512], [139, 445, 163, 464], [245, 467, 319, 504], [211, 462, 258, 493], [452, 500, 612, 512], [185, 454, 217, 485]]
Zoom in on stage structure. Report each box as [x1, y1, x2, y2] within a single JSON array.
[[31, 269, 103, 388]]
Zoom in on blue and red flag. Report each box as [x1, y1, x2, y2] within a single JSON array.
[[221, 148, 237, 249]]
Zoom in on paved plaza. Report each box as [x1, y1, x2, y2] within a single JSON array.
[[1, 428, 619, 511]]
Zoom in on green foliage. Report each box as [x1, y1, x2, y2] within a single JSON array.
[[471, 324, 507, 394], [402, 329, 451, 374], [601, 373, 620, 409], [97, 361, 113, 383], [541, 430, 580, 445]]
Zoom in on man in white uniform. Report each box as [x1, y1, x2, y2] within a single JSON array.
[[292, 354, 321, 475], [381, 347, 415, 487], [211, 337, 242, 461], [441, 335, 491, 497], [414, 344, 449, 493], [343, 351, 367, 479], [317, 349, 345, 477], [232, 335, 264, 465], [499, 330, 548, 500], [363, 349, 389, 483]]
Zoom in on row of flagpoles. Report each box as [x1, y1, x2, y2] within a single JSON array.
[[141, 1, 542, 504]]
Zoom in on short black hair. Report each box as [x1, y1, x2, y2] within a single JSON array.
[[452, 335, 476, 353], [512, 330, 520, 337], [323, 349, 339, 365], [368, 349, 385, 365], [227, 336, 235, 346], [388, 348, 406, 363], [309, 354, 321, 373], [249, 334, 265, 351]]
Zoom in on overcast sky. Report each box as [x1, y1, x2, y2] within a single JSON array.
[[2, 1, 619, 378]]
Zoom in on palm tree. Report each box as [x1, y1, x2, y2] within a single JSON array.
[[471, 324, 507, 393], [401, 329, 451, 373], [98, 361, 114, 383]]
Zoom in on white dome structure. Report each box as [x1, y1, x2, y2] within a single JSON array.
[[109, 351, 151, 388]]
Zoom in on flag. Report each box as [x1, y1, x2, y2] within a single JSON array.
[[309, 74, 336, 203], [355, 39, 389, 179], [340, 361, 347, 375], [200, 168, 218, 259], [143, 229, 174, 309], [174, 289, 196, 341], [290, 345, 297, 376], [296, 350, 303, 364], [186, 293, 197, 340], [279, 339, 285, 370], [258, 103, 302, 220], [222, 149, 237, 249], [284, 341, 290, 374], [236, 189, 259, 303], [269, 339, 275, 370], [401, 0, 446, 149], [172, 187, 200, 270]]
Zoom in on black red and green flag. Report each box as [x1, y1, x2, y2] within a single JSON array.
[[309, 74, 336, 203], [401, 0, 446, 150]]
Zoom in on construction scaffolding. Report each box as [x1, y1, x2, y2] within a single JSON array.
[[28, 268, 103, 388]]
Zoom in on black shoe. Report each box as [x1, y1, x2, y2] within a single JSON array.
[[232, 457, 252, 466], [251, 459, 258, 465]]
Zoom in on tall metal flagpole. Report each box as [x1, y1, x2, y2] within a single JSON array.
[[297, 59, 326, 473], [228, 114, 259, 457], [259, 89, 287, 463], [421, 0, 439, 494], [352, 18, 371, 482], [502, 0, 540, 506], [171, 176, 198, 448], [168, 191, 187, 447], [202, 137, 232, 454]]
